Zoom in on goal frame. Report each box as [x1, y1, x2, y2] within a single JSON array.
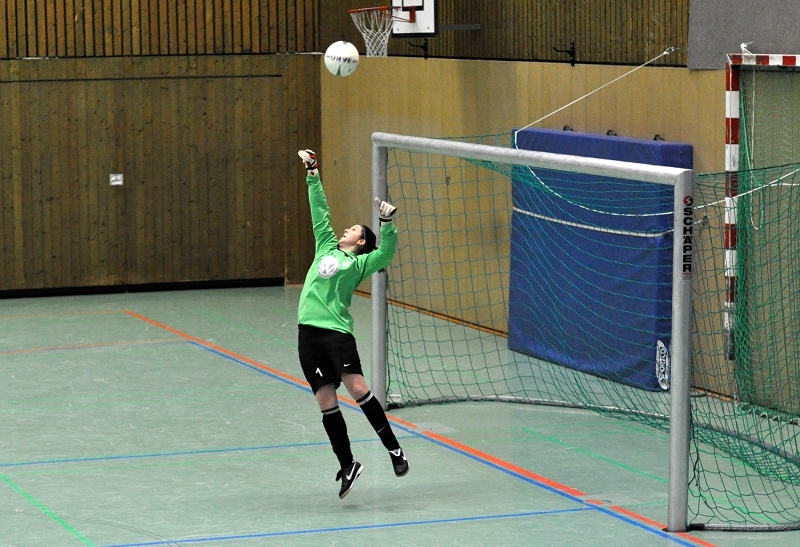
[[369, 131, 695, 532], [723, 52, 800, 365]]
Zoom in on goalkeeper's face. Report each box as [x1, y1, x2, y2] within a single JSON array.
[[339, 224, 366, 252]]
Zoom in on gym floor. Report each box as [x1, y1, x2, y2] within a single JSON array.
[[1, 287, 797, 546]]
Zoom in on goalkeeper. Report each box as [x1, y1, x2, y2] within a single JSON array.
[[296, 149, 408, 499]]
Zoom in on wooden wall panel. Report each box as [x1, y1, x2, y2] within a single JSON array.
[[0, 54, 320, 291], [0, 0, 319, 59]]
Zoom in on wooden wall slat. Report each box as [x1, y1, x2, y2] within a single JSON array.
[[231, 0, 241, 54], [81, 0, 93, 56], [66, 63, 81, 285], [130, 0, 140, 55], [167, 59, 181, 280], [0, 4, 7, 58], [140, 0, 151, 54], [145, 0, 155, 55], [266, 0, 276, 52], [74, 0, 85, 56], [160, 62, 172, 279], [204, 0, 213, 53], [155, 69, 168, 280], [17, 0, 27, 58], [67, 0, 75, 56], [157, 0, 167, 54], [168, 1, 178, 54], [33, 0, 44, 57], [211, 0, 221, 53], [20, 67, 38, 286], [108, 0, 118, 56], [120, 0, 130, 55], [124, 60, 140, 280], [44, 0, 54, 56], [0, 62, 9, 285], [39, 62, 55, 287], [91, 0, 102, 55], [176, 0, 186, 54], [140, 73, 156, 281], [186, 0, 197, 54], [10, 62, 24, 287], [184, 60, 198, 279], [194, 58, 210, 277], [248, 0, 258, 53]]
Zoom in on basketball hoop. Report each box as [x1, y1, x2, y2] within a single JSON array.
[[349, 6, 415, 58]]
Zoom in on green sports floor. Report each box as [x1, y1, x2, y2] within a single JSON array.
[[1, 287, 798, 547]]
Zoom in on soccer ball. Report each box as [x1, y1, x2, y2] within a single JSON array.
[[324, 41, 360, 77]]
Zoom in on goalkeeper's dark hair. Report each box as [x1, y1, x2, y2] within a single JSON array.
[[360, 225, 376, 255]]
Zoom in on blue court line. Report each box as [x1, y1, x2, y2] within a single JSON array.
[[100, 508, 593, 547], [186, 339, 710, 547], [392, 424, 704, 546], [0, 436, 419, 469], [189, 341, 315, 395], [189, 341, 383, 417]]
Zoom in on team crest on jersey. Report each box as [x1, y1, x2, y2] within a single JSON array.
[[318, 255, 339, 278]]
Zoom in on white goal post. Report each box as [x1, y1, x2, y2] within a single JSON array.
[[369, 131, 695, 532]]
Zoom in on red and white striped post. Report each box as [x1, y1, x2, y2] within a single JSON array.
[[724, 57, 740, 360]]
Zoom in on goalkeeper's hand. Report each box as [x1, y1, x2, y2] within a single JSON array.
[[374, 197, 398, 222], [297, 149, 318, 175]]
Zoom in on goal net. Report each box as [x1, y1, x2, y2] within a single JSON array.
[[691, 163, 800, 531], [371, 130, 800, 531]]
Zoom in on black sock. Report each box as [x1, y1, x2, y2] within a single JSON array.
[[357, 392, 400, 451], [321, 406, 353, 469]]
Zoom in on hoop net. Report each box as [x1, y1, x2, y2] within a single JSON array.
[[349, 7, 397, 58]]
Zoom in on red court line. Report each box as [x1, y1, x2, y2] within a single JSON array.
[[125, 309, 717, 547], [125, 310, 317, 390], [424, 430, 586, 497], [0, 338, 182, 356]]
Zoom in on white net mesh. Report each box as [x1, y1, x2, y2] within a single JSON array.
[[350, 8, 395, 58]]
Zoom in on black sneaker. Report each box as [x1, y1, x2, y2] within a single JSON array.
[[389, 448, 409, 477], [335, 461, 364, 499]]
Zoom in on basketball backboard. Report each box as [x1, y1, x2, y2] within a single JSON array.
[[391, 0, 437, 38]]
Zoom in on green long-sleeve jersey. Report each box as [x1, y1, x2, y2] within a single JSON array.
[[297, 172, 397, 334]]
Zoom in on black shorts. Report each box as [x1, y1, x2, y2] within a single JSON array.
[[298, 324, 364, 393]]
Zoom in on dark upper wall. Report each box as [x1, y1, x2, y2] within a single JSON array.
[[324, 0, 689, 66], [0, 1, 319, 58], [688, 0, 800, 69], [2, 1, 690, 67]]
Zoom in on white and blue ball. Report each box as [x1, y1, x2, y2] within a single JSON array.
[[324, 41, 360, 77]]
